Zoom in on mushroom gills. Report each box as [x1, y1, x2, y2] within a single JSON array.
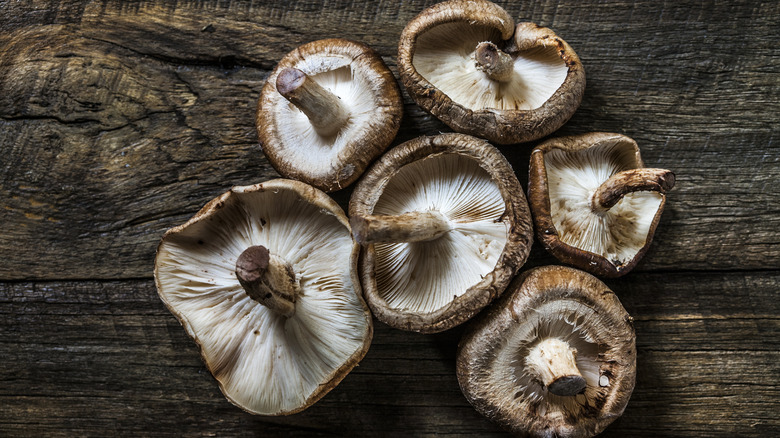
[[412, 23, 568, 110], [155, 182, 371, 415], [456, 266, 636, 435], [257, 39, 403, 192], [545, 144, 665, 265], [498, 300, 602, 413], [272, 65, 379, 169], [370, 153, 508, 314]]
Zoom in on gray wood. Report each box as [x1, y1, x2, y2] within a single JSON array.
[[1, 272, 777, 436], [1, 0, 778, 279], [1, 0, 778, 436]]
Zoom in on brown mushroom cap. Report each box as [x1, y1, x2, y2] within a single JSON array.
[[257, 39, 403, 192], [154, 179, 372, 415], [398, 0, 585, 145], [528, 132, 676, 278], [457, 265, 636, 437], [349, 133, 533, 333]]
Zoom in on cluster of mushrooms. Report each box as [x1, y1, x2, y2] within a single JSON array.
[[154, 0, 675, 436]]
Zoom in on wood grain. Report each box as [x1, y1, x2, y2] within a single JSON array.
[[1, 272, 777, 436], [1, 0, 778, 279], [1, 0, 778, 436]]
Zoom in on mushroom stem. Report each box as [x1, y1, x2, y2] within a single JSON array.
[[276, 67, 351, 137], [525, 338, 587, 396], [350, 210, 451, 245], [235, 245, 299, 318], [591, 168, 676, 212], [474, 41, 515, 82]]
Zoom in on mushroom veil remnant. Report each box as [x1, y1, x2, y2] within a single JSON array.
[[398, 0, 585, 144], [257, 39, 403, 192], [457, 265, 636, 437], [154, 179, 372, 415], [349, 133, 534, 333], [528, 132, 676, 277]]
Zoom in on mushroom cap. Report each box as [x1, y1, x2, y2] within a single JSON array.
[[528, 132, 674, 277], [398, 0, 585, 145], [257, 39, 403, 192], [154, 179, 372, 415], [349, 133, 533, 333], [457, 265, 636, 437]]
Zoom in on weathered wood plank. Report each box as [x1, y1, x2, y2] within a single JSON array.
[[1, 1, 778, 437], [1, 0, 779, 280], [1, 271, 777, 436]]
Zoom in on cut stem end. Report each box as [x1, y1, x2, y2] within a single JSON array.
[[526, 338, 586, 396], [548, 375, 588, 397], [475, 41, 515, 82], [276, 67, 350, 137], [236, 245, 299, 317]]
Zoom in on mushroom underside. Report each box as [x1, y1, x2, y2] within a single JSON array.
[[458, 266, 636, 436], [545, 141, 663, 265], [412, 23, 567, 111], [492, 299, 606, 415], [463, 297, 632, 436], [372, 153, 508, 314], [156, 186, 369, 414], [269, 62, 389, 179]]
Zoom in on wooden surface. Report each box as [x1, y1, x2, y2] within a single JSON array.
[[1, 0, 777, 436]]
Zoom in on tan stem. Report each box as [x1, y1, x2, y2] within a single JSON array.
[[235, 245, 299, 318], [350, 210, 451, 245], [276, 67, 350, 137], [526, 338, 587, 396], [474, 41, 515, 82], [591, 168, 676, 212]]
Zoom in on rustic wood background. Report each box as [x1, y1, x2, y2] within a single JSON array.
[[1, 0, 778, 436]]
